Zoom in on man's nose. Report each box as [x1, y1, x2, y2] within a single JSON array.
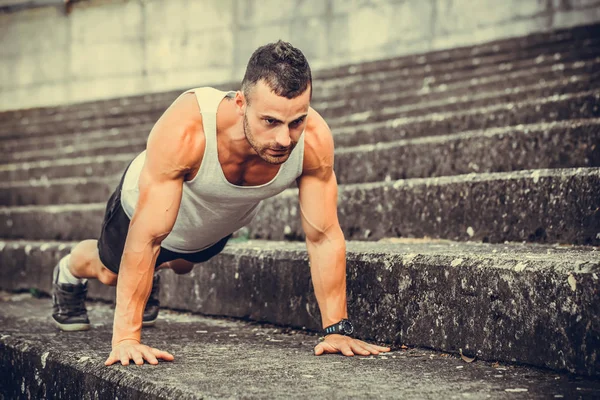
[[275, 126, 291, 148]]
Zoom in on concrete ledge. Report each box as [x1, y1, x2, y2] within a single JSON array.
[[1, 168, 598, 244], [1, 83, 596, 165], [1, 124, 152, 155], [325, 75, 600, 127], [334, 119, 600, 184], [2, 120, 599, 203], [0, 336, 187, 400], [0, 239, 598, 376], [316, 56, 600, 115], [0, 154, 135, 183], [0, 204, 105, 241], [332, 91, 600, 147], [3, 54, 598, 157], [3, 130, 147, 164], [250, 168, 600, 246], [315, 44, 600, 100], [0, 175, 119, 207], [2, 85, 598, 165], [3, 296, 600, 399]]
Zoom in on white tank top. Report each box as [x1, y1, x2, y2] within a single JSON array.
[[120, 87, 305, 253]]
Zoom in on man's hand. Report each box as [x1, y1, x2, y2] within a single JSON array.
[[105, 339, 175, 366], [314, 334, 391, 357]]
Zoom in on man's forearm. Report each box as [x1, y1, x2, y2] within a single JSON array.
[[112, 242, 159, 347], [306, 227, 348, 329]]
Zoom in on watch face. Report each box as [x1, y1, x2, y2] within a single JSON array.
[[342, 320, 354, 335]]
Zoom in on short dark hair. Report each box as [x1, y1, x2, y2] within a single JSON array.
[[241, 40, 312, 104]]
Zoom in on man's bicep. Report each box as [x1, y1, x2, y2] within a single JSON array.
[[298, 169, 340, 243], [130, 112, 198, 243], [131, 165, 184, 243]]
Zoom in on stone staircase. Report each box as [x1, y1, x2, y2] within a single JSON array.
[[0, 22, 599, 398]]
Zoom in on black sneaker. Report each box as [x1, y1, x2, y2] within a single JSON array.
[[51, 262, 90, 331], [143, 273, 160, 327]]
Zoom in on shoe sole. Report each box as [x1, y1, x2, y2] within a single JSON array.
[[142, 319, 156, 327], [52, 319, 90, 332]]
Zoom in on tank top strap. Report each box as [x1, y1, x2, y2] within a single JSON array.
[[186, 87, 228, 166]]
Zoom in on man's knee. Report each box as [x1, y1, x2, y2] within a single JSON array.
[[98, 267, 118, 286], [167, 259, 194, 275]]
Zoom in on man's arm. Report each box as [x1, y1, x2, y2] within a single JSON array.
[[298, 112, 390, 357], [105, 93, 204, 366]]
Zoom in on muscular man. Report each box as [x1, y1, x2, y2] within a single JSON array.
[[51, 40, 391, 366]]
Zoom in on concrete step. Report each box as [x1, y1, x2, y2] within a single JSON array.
[[2, 82, 598, 166], [0, 239, 598, 378], [3, 294, 599, 399], [2, 88, 597, 172], [315, 40, 600, 98], [1, 37, 598, 139], [251, 167, 600, 246], [1, 168, 598, 245], [0, 154, 135, 182], [313, 22, 600, 80], [0, 174, 120, 207], [2, 119, 599, 199], [1, 123, 153, 154], [3, 54, 597, 154], [334, 119, 600, 184], [325, 73, 600, 125], [2, 133, 147, 164], [0, 110, 164, 142], [332, 91, 600, 147], [315, 56, 600, 115]]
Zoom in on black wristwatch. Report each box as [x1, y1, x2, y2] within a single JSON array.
[[323, 319, 354, 336]]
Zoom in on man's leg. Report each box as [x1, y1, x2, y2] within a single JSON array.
[[139, 259, 194, 327], [69, 239, 118, 285], [52, 239, 118, 331], [157, 259, 194, 275]]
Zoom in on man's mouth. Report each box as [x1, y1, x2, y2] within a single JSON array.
[[268, 148, 288, 155]]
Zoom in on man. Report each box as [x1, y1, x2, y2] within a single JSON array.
[[51, 40, 391, 366]]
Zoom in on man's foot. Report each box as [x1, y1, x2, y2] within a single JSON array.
[[51, 261, 90, 331], [143, 273, 160, 327]]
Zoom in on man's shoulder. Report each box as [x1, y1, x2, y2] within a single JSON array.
[[301, 108, 334, 174], [304, 107, 333, 147], [146, 92, 207, 174]]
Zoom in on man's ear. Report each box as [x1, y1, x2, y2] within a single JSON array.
[[235, 91, 246, 116]]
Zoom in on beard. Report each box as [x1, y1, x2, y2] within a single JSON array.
[[243, 112, 297, 165]]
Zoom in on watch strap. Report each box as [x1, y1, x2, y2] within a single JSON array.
[[323, 319, 353, 336]]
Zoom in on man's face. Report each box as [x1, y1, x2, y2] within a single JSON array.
[[239, 80, 310, 165]]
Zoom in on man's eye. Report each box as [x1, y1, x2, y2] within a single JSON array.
[[291, 118, 305, 127], [265, 118, 277, 125]]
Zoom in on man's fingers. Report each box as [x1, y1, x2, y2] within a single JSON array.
[[314, 342, 336, 356], [350, 343, 371, 356], [356, 340, 391, 353], [361, 344, 380, 355], [372, 344, 391, 351], [104, 355, 117, 366], [120, 354, 130, 366], [141, 349, 159, 365], [151, 348, 174, 361], [132, 351, 144, 366], [341, 345, 354, 357]]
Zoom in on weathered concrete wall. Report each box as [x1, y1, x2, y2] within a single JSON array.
[[1, 0, 600, 111]]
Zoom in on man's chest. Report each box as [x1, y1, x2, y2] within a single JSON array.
[[219, 158, 281, 187]]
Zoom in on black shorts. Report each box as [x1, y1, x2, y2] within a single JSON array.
[[97, 164, 231, 274]]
